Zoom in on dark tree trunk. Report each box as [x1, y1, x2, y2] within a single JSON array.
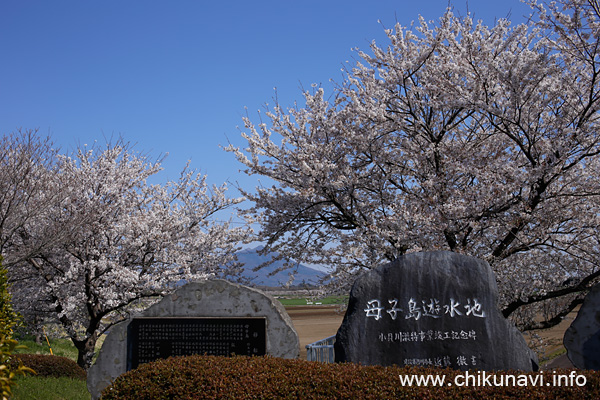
[[73, 334, 98, 370]]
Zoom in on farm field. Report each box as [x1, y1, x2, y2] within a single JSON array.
[[287, 305, 344, 360]]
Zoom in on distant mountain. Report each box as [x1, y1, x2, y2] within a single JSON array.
[[234, 246, 325, 288]]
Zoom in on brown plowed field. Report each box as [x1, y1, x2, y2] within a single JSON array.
[[287, 305, 578, 368], [286, 305, 344, 360]]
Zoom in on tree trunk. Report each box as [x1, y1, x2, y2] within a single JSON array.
[[73, 334, 98, 370]]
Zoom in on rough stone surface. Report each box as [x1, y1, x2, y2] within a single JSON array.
[[87, 279, 299, 400], [564, 283, 600, 370], [335, 251, 537, 371]]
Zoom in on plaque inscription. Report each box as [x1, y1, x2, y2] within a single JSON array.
[[127, 317, 267, 370]]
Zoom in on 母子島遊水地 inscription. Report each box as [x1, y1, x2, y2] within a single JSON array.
[[334, 251, 538, 371]]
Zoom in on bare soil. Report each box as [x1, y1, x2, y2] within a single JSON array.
[[287, 305, 578, 368], [286, 305, 344, 360]]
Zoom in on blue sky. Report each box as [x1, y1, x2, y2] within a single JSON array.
[[1, 1, 533, 198]]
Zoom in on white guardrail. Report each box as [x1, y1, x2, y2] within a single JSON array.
[[305, 335, 335, 363]]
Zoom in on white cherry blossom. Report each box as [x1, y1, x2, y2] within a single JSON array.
[[2, 132, 250, 368], [228, 0, 600, 332]]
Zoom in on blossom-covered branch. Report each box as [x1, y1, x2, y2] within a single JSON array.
[[228, 0, 600, 330]]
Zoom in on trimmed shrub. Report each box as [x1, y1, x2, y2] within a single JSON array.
[[101, 355, 600, 400], [10, 354, 86, 380]]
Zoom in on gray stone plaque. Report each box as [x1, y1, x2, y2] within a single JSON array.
[[126, 317, 267, 370], [87, 280, 299, 400]]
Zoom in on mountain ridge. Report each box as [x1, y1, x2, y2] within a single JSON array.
[[235, 246, 324, 287]]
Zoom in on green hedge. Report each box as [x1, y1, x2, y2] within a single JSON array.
[[10, 354, 86, 380], [101, 355, 600, 400]]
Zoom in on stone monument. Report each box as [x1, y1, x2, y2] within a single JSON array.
[[335, 251, 537, 371], [87, 279, 299, 400], [564, 282, 600, 369]]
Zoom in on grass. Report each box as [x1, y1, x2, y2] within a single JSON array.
[[14, 333, 106, 361], [13, 376, 90, 400], [543, 347, 567, 363], [10, 333, 95, 400], [14, 335, 79, 359]]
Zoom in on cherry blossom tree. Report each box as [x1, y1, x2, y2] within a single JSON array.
[[2, 132, 250, 368], [228, 0, 600, 331], [0, 130, 65, 266]]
